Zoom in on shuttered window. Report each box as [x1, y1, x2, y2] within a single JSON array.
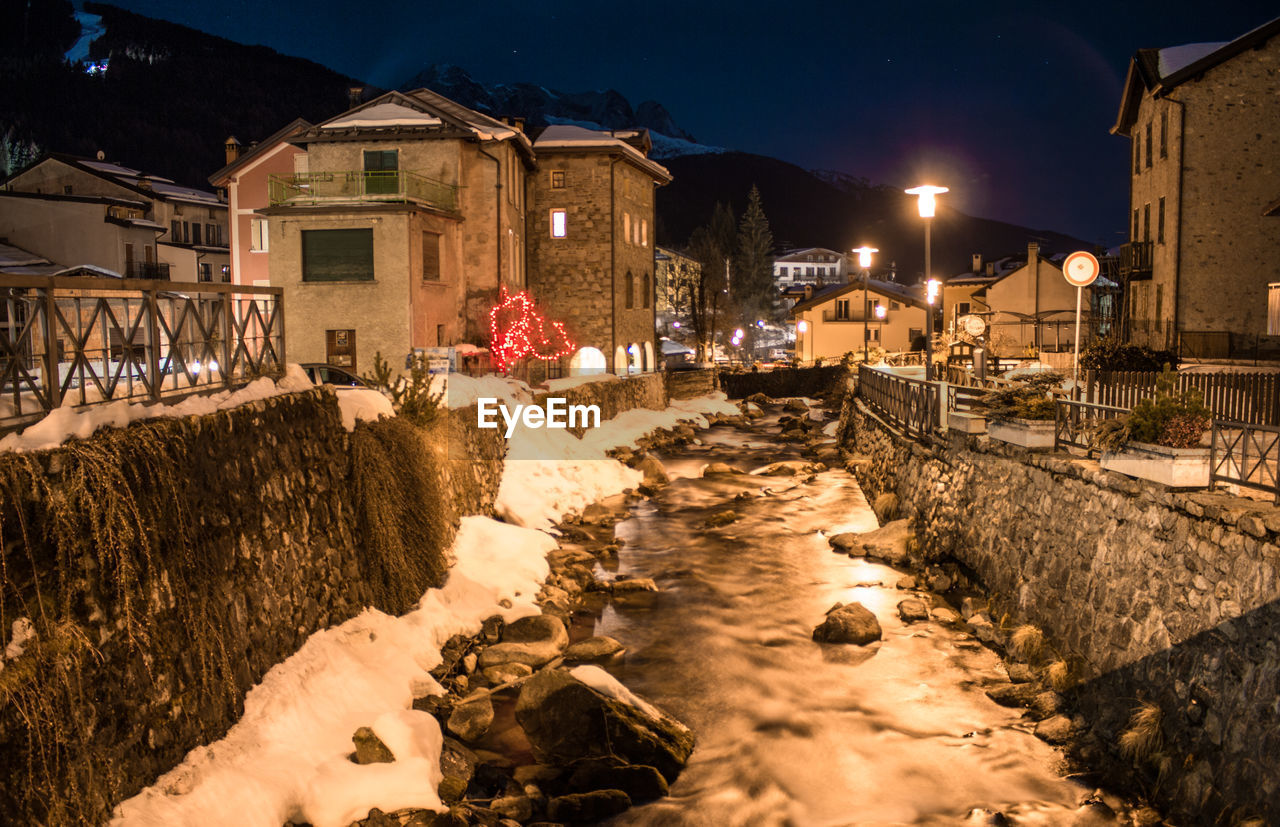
[[302, 228, 374, 282], [422, 231, 441, 281]]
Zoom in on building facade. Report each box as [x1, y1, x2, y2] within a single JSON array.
[[526, 125, 671, 375], [790, 279, 928, 363], [655, 245, 701, 335], [1112, 17, 1280, 358], [1, 154, 229, 282], [773, 248, 849, 287]]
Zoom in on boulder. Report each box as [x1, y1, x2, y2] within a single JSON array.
[[438, 738, 479, 802], [502, 614, 569, 648], [1030, 691, 1065, 717], [872, 492, 900, 522], [985, 682, 1038, 708], [352, 727, 396, 764], [827, 532, 859, 553], [489, 795, 536, 822], [896, 599, 930, 623], [564, 636, 626, 663], [746, 392, 773, 406], [812, 602, 882, 645], [1033, 714, 1075, 744], [638, 455, 670, 487], [514, 668, 695, 783], [783, 398, 809, 413], [857, 519, 913, 565], [483, 663, 534, 686], [547, 790, 632, 822], [447, 694, 495, 742], [930, 607, 962, 624], [580, 503, 613, 525], [896, 575, 918, 590], [478, 640, 564, 670], [566, 760, 669, 802], [702, 462, 743, 476]]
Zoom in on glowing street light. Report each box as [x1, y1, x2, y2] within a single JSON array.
[[905, 185, 948, 380], [874, 303, 886, 355], [851, 246, 879, 364]]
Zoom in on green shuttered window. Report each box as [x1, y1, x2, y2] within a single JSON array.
[[302, 228, 374, 282]]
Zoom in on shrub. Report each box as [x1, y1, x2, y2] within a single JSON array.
[[1091, 365, 1210, 450], [1080, 337, 1178, 372], [362, 352, 445, 427], [978, 371, 1064, 421]]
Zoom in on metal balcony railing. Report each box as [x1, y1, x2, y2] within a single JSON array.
[[125, 261, 171, 279], [268, 170, 459, 212]]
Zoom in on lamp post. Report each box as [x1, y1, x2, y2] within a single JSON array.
[[851, 245, 878, 364], [906, 185, 947, 380]]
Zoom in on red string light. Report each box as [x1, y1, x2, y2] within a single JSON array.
[[489, 287, 576, 372]]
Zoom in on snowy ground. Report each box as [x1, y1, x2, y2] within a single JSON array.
[[111, 390, 739, 826]]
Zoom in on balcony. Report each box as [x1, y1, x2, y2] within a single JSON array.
[[1118, 241, 1153, 280], [124, 261, 171, 279], [268, 170, 459, 213]]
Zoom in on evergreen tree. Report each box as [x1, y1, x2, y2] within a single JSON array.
[[733, 185, 777, 354], [687, 202, 736, 362]]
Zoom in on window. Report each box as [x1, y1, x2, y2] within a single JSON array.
[[199, 263, 212, 282], [1145, 122, 1152, 168], [957, 301, 971, 316], [1134, 138, 1140, 173], [1133, 209, 1140, 240], [1157, 197, 1166, 244], [220, 264, 230, 283], [625, 270, 634, 308], [623, 212, 631, 244], [890, 301, 900, 310], [436, 324, 445, 346], [550, 209, 567, 238], [643, 272, 651, 308], [302, 228, 374, 282], [363, 149, 398, 195], [551, 170, 565, 189], [293, 153, 309, 175], [182, 222, 191, 244], [250, 218, 269, 252], [192, 223, 202, 246], [835, 299, 850, 320], [641, 219, 648, 247], [806, 267, 815, 277], [63, 185, 72, 195], [1160, 111, 1168, 159], [1143, 203, 1150, 242], [422, 231, 441, 280], [206, 224, 218, 246], [171, 220, 181, 241]]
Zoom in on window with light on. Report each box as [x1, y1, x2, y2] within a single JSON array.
[[551, 209, 567, 238]]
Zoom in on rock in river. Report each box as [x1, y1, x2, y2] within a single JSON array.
[[514, 667, 695, 783], [812, 602, 882, 645]]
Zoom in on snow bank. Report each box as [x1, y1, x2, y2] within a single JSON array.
[[541, 373, 618, 392], [440, 373, 532, 409], [495, 392, 739, 530], [0, 365, 317, 454], [335, 389, 394, 431], [111, 516, 555, 827]]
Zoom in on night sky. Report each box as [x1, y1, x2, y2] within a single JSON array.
[[110, 1, 1273, 247]]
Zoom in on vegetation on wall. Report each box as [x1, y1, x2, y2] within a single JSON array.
[[1080, 338, 1179, 372], [978, 372, 1064, 421], [1091, 366, 1211, 451]]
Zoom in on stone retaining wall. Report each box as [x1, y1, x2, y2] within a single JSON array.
[[0, 373, 671, 824], [841, 398, 1280, 825], [719, 365, 845, 400], [665, 369, 718, 400]]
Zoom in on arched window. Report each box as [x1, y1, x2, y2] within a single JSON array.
[[644, 341, 655, 372], [614, 345, 628, 374], [569, 346, 607, 376], [627, 343, 642, 373], [625, 270, 634, 309], [643, 272, 651, 308]]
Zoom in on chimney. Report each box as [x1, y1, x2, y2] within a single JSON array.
[[1027, 241, 1039, 262], [971, 253, 983, 273], [224, 136, 241, 165], [803, 284, 813, 300], [348, 86, 365, 108], [513, 117, 525, 133], [986, 262, 995, 276]]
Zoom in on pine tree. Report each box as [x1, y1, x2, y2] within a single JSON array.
[[687, 202, 737, 362], [733, 185, 776, 354]]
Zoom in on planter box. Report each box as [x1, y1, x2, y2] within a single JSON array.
[[987, 417, 1055, 450], [1100, 441, 1210, 488], [949, 411, 987, 434]]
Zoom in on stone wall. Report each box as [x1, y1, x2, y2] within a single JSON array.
[[0, 374, 670, 824], [665, 369, 717, 400], [841, 399, 1280, 824], [719, 365, 846, 400]]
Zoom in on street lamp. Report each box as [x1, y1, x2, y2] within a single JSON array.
[[851, 245, 878, 364], [905, 185, 948, 380]]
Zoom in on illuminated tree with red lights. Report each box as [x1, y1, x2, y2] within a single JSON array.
[[489, 287, 575, 372]]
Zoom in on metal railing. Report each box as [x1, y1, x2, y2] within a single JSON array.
[[1054, 398, 1129, 455], [1210, 420, 1280, 503], [858, 364, 937, 440], [0, 275, 285, 433], [1119, 241, 1153, 279], [268, 170, 459, 212], [124, 261, 171, 280]]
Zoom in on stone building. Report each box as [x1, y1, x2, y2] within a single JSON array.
[[1112, 16, 1280, 358], [526, 125, 671, 375], [258, 90, 534, 373], [1, 154, 229, 283]]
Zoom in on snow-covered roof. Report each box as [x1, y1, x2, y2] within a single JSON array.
[[322, 103, 444, 130], [114, 217, 167, 230], [0, 242, 63, 276], [1157, 42, 1228, 77], [51, 264, 122, 278], [146, 181, 222, 206], [533, 125, 671, 182]]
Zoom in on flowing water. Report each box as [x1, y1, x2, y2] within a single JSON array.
[[585, 417, 1132, 827]]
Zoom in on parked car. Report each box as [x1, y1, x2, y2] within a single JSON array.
[[300, 363, 366, 387], [660, 338, 697, 371]]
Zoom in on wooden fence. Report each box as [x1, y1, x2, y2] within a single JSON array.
[[1086, 370, 1280, 426]]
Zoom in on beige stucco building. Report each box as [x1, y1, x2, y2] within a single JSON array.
[[790, 279, 928, 363], [1112, 16, 1280, 358]]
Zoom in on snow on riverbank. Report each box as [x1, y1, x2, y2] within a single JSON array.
[[112, 517, 555, 827], [112, 390, 738, 824], [496, 392, 740, 530]]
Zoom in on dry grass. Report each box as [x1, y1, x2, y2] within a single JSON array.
[[1009, 625, 1047, 663], [1119, 701, 1164, 764], [1045, 659, 1072, 691]]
